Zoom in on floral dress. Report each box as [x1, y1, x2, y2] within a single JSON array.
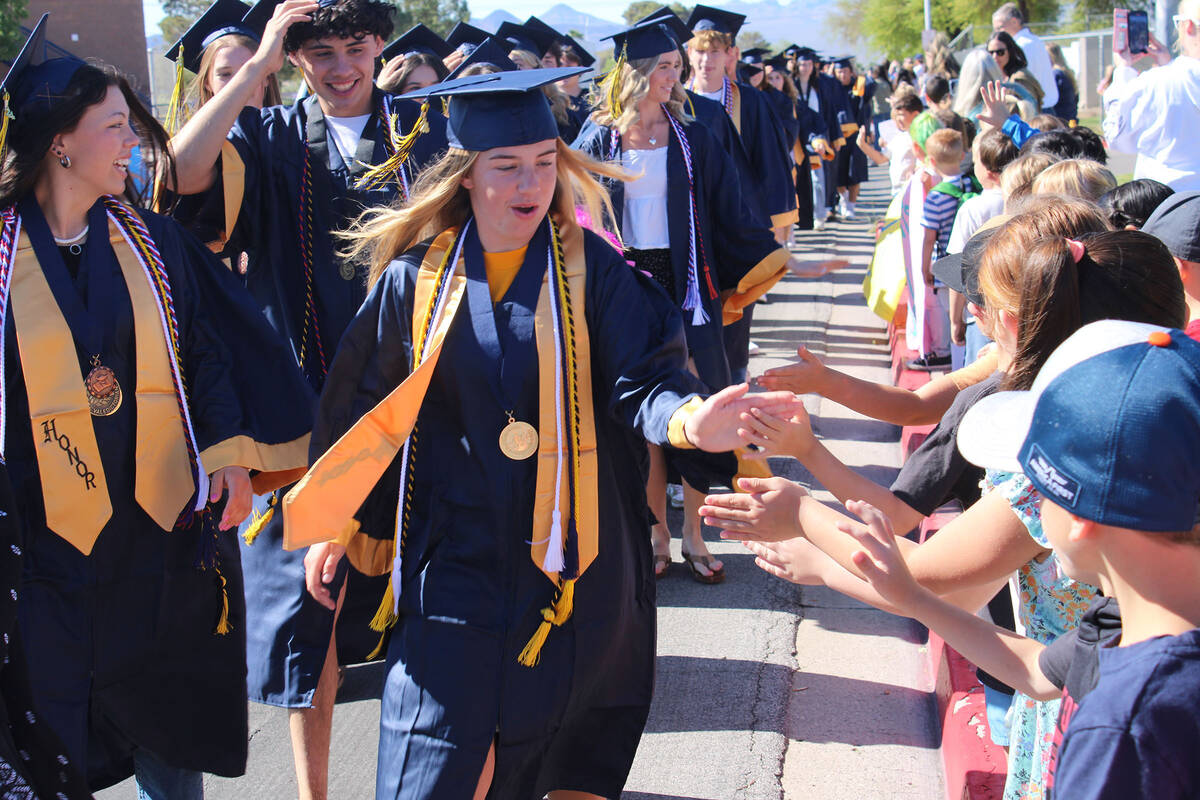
[[986, 469, 1099, 800]]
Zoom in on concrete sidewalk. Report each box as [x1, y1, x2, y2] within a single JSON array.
[[98, 167, 941, 800]]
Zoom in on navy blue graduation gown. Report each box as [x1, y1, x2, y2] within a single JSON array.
[[793, 98, 826, 230], [313, 220, 733, 799], [7, 198, 312, 788], [799, 73, 848, 208], [573, 117, 785, 391], [836, 77, 874, 187], [682, 90, 771, 229], [730, 82, 798, 229], [172, 89, 449, 707]]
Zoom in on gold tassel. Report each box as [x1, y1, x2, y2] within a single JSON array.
[[607, 45, 627, 121], [242, 492, 277, 545], [355, 99, 429, 191], [517, 579, 576, 667], [215, 570, 232, 635], [364, 577, 398, 660], [0, 91, 12, 166], [164, 46, 187, 137]]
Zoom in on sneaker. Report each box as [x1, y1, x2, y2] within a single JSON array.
[[905, 353, 952, 371], [667, 483, 684, 508], [813, 216, 826, 231], [842, 201, 857, 219], [748, 340, 761, 355]]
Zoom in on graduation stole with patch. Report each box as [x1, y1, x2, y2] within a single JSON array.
[[284, 217, 599, 667], [0, 199, 207, 555]]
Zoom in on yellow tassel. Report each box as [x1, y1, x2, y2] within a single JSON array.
[[366, 631, 388, 661], [355, 99, 429, 191], [242, 493, 277, 546], [164, 46, 186, 137], [215, 571, 232, 635], [369, 576, 397, 633], [607, 46, 627, 121], [0, 91, 12, 166], [517, 579, 575, 667]]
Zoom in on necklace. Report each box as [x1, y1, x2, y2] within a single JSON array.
[[53, 224, 89, 256]]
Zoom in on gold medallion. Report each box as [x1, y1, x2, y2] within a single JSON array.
[[339, 260, 357, 281], [499, 420, 538, 460], [85, 361, 122, 417]]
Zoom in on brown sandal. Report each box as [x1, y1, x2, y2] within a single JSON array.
[[653, 553, 673, 579], [681, 550, 725, 584]]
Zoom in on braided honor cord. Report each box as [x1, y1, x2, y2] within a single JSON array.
[[0, 209, 20, 462], [297, 145, 328, 381]]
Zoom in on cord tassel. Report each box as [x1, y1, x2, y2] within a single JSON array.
[[0, 91, 12, 166], [517, 579, 576, 667], [214, 570, 232, 635], [356, 100, 429, 191], [242, 492, 276, 545], [542, 510, 565, 573]]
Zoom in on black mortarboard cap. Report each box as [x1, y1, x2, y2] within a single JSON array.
[[605, 16, 692, 61], [741, 47, 768, 63], [635, 5, 681, 24], [686, 5, 746, 37], [763, 54, 788, 71], [782, 44, 817, 60], [166, 0, 255, 73], [523, 16, 567, 56], [495, 21, 540, 56], [1, 14, 86, 116], [446, 21, 489, 53], [558, 33, 594, 67], [444, 37, 518, 81], [397, 66, 586, 150], [241, 0, 337, 35], [833, 55, 855, 68], [737, 62, 762, 82], [381, 23, 451, 63]]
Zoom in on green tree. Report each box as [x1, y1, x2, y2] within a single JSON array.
[[622, 1, 690, 25], [159, 0, 208, 43], [0, 0, 28, 61], [830, 0, 1063, 59], [392, 0, 470, 36], [737, 30, 769, 52]]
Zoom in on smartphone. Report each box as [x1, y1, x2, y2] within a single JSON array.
[[1128, 9, 1150, 54], [1113, 8, 1129, 54]]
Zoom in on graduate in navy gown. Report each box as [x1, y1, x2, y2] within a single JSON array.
[[283, 67, 806, 800], [168, 1, 447, 796], [574, 19, 843, 586], [0, 16, 311, 795], [762, 54, 822, 231], [833, 56, 874, 218], [787, 46, 847, 227]]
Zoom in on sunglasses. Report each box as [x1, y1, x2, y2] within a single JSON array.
[[988, 47, 1008, 55]]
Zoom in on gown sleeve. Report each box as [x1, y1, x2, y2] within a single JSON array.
[[739, 87, 798, 228], [147, 210, 314, 490]]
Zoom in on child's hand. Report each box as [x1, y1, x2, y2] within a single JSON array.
[[839, 500, 929, 611], [743, 537, 829, 585], [951, 317, 967, 346], [976, 81, 1011, 130], [757, 347, 828, 395], [737, 404, 818, 460], [922, 262, 936, 286], [700, 477, 809, 542]]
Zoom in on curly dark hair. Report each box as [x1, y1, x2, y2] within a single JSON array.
[[284, 0, 395, 52]]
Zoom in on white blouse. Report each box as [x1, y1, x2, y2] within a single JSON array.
[[621, 147, 671, 249]]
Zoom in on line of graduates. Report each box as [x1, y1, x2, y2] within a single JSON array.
[[0, 1, 844, 799]]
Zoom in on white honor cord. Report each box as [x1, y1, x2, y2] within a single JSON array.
[[390, 220, 471, 607], [0, 214, 17, 464], [111, 212, 209, 508], [538, 237, 567, 573]]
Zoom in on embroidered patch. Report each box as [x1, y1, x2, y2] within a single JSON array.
[[1026, 444, 1080, 507]]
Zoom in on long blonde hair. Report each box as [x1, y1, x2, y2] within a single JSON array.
[[343, 140, 629, 287], [509, 49, 572, 125], [590, 54, 691, 134], [188, 34, 282, 108], [1032, 158, 1117, 202]]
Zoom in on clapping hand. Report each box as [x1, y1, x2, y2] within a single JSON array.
[[699, 476, 809, 542]]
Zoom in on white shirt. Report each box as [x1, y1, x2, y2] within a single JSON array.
[[324, 113, 370, 168], [1013, 27, 1058, 109], [1103, 57, 1200, 191], [621, 147, 671, 249], [881, 128, 915, 194], [947, 188, 1004, 254]]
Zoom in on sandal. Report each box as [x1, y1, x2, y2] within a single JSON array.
[[653, 553, 673, 579], [681, 549, 725, 585]]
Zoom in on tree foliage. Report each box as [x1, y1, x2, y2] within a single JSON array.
[[0, 0, 28, 61], [622, 1, 691, 25], [737, 30, 770, 52], [392, 0, 469, 37], [829, 0, 1063, 59]]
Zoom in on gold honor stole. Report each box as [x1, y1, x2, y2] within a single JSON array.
[[9, 214, 197, 554], [284, 221, 599, 665]]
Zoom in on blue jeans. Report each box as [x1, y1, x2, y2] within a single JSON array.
[[982, 685, 1013, 748], [135, 749, 203, 800]]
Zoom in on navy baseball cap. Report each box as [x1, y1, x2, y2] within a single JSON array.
[[1142, 191, 1200, 263], [958, 320, 1200, 531]]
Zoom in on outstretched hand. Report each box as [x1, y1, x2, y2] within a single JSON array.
[[699, 476, 809, 542], [737, 404, 818, 460], [744, 537, 831, 585], [683, 384, 804, 452], [756, 346, 828, 394], [976, 81, 1011, 130], [787, 256, 850, 278], [839, 499, 928, 611]]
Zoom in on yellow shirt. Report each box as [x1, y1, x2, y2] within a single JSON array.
[[483, 247, 526, 303]]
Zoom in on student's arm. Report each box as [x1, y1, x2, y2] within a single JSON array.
[[838, 500, 1060, 699], [857, 127, 888, 166], [756, 346, 997, 427], [949, 289, 967, 346], [170, 0, 316, 195], [920, 225, 938, 286]]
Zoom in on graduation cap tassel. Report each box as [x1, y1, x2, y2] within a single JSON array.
[[517, 579, 575, 667], [0, 91, 11, 166], [364, 578, 397, 660], [608, 44, 627, 121], [164, 45, 186, 137], [215, 570, 232, 635], [241, 491, 277, 545], [356, 99, 429, 191]]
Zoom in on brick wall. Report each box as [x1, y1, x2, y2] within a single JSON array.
[[24, 0, 150, 94]]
